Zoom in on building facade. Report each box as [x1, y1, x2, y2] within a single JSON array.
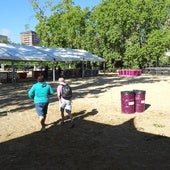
[[20, 31, 39, 46]]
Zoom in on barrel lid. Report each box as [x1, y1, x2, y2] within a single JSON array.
[[133, 90, 146, 94], [121, 91, 134, 95]]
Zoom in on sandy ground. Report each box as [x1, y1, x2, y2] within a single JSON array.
[[0, 74, 170, 170]]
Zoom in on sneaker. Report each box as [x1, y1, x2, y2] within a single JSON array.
[[59, 120, 65, 125], [40, 127, 46, 132], [69, 122, 75, 128]]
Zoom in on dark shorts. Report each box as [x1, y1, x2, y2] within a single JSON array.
[[35, 102, 49, 116]]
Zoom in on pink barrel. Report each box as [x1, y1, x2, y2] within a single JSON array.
[[129, 69, 134, 76], [126, 69, 130, 75], [133, 90, 146, 112], [138, 69, 142, 76], [117, 70, 121, 75], [121, 91, 135, 114], [121, 70, 126, 75], [133, 70, 138, 76]]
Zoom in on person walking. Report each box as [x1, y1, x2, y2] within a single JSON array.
[[28, 75, 55, 131], [57, 77, 74, 128]]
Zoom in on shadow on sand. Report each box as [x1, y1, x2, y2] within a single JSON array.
[[0, 109, 170, 170]]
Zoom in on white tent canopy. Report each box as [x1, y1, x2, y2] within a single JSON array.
[[34, 46, 105, 62], [0, 47, 15, 60], [0, 43, 105, 82], [35, 46, 82, 61], [0, 43, 105, 62], [0, 43, 53, 61]]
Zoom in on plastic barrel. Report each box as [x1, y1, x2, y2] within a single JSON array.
[[122, 70, 126, 75], [121, 91, 135, 114], [133, 90, 146, 112], [118, 70, 121, 75], [126, 69, 130, 75], [138, 69, 142, 76], [129, 69, 133, 76]]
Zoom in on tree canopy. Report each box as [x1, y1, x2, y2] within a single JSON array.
[[31, 0, 170, 70]]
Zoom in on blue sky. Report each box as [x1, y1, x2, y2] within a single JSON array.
[[0, 0, 101, 44]]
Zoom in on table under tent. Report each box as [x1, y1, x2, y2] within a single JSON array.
[[0, 43, 105, 83]]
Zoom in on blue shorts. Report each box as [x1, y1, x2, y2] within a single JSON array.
[[35, 102, 49, 116]]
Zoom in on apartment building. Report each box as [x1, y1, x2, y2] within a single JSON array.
[[20, 30, 39, 46]]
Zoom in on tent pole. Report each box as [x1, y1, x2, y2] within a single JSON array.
[[103, 62, 106, 75], [11, 61, 16, 87], [82, 58, 84, 78], [52, 60, 56, 82]]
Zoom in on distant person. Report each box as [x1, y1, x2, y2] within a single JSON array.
[[28, 75, 55, 131], [57, 77, 74, 128], [44, 65, 49, 79], [58, 66, 62, 77], [55, 65, 62, 79]]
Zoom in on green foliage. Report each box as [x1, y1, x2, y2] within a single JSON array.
[[145, 29, 170, 66], [31, 0, 170, 71], [153, 123, 165, 128], [0, 37, 10, 44]]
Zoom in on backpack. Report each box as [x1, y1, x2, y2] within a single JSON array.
[[61, 84, 72, 100]]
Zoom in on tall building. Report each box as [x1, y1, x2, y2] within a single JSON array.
[[20, 31, 39, 46]]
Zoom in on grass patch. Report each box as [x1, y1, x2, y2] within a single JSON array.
[[137, 127, 144, 131], [153, 123, 165, 128]]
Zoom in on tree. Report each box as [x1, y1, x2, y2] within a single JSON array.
[[31, 0, 90, 48], [0, 37, 10, 44], [31, 0, 170, 70], [88, 0, 170, 69]]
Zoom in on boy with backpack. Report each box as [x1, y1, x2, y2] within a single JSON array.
[[57, 77, 74, 128]]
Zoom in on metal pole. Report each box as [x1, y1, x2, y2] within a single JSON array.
[[11, 60, 16, 88], [52, 60, 56, 82]]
